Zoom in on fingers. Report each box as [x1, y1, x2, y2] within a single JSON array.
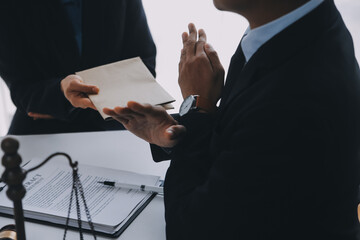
[[195, 29, 207, 56], [126, 101, 155, 115], [182, 32, 189, 44], [198, 29, 207, 42], [61, 75, 99, 94], [76, 98, 97, 110], [103, 108, 130, 124], [114, 106, 145, 120], [103, 105, 144, 122], [69, 79, 99, 94], [28, 112, 55, 120], [103, 108, 121, 118], [105, 102, 179, 147], [67, 96, 96, 110], [204, 43, 224, 71], [61, 75, 99, 109], [162, 125, 186, 147], [126, 101, 152, 114], [181, 24, 208, 70], [188, 23, 197, 45], [166, 125, 186, 141], [182, 23, 197, 58], [180, 32, 189, 62], [103, 107, 115, 116], [104, 102, 168, 127], [181, 24, 208, 61]]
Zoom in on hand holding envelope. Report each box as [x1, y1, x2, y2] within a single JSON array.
[[76, 57, 175, 120], [61, 74, 99, 110]]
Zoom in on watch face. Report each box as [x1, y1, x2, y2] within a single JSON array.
[[179, 95, 196, 116]]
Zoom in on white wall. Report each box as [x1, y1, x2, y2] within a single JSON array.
[[0, 80, 15, 136], [142, 0, 360, 114], [0, 0, 359, 136]]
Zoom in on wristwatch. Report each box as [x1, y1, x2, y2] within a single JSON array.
[[179, 95, 217, 116]]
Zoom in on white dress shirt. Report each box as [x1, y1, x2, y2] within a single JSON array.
[[241, 0, 324, 62]]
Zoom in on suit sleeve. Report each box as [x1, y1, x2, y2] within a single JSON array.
[[0, 44, 73, 120], [0, 6, 74, 120], [150, 114, 181, 162], [163, 100, 325, 239], [0, 68, 75, 121]]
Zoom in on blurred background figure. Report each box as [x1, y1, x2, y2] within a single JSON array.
[[0, 0, 156, 135]]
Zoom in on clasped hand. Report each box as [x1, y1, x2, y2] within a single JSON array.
[[179, 23, 224, 105], [103, 23, 224, 148]]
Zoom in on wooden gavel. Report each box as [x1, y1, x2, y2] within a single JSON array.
[[1, 137, 79, 240], [1, 138, 26, 240], [0, 224, 16, 240]]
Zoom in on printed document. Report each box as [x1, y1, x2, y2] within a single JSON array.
[[0, 158, 161, 235]]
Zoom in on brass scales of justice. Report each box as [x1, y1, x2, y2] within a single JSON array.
[[0, 137, 97, 240]]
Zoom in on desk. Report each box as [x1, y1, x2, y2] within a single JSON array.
[[0, 130, 169, 240]]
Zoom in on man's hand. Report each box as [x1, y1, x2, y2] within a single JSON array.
[[179, 23, 225, 106], [61, 75, 99, 110], [28, 112, 54, 120], [103, 101, 186, 148]]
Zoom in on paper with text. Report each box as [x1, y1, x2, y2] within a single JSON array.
[[0, 158, 160, 234]]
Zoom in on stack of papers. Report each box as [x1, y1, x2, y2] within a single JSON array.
[[0, 158, 161, 237]]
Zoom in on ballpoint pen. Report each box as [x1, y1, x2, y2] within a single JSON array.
[[97, 181, 164, 194]]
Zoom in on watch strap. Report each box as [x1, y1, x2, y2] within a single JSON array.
[[195, 96, 217, 113]]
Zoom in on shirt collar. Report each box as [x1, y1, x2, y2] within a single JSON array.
[[241, 0, 324, 62]]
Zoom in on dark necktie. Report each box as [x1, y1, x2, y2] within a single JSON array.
[[219, 41, 246, 108]]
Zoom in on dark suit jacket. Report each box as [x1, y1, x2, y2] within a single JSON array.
[[0, 0, 156, 135], [153, 1, 360, 239]]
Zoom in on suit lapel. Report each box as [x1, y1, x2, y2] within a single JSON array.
[[20, 0, 80, 75], [81, 0, 127, 70], [219, 42, 266, 112], [221, 55, 265, 108], [219, 0, 338, 110]]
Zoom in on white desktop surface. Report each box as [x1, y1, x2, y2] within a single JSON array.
[[0, 130, 169, 240]]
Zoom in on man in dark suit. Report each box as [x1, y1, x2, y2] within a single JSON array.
[[104, 0, 360, 239], [0, 0, 156, 135]]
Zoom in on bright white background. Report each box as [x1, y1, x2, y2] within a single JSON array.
[[0, 0, 359, 136]]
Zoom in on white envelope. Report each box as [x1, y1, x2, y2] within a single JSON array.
[[76, 57, 175, 119]]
